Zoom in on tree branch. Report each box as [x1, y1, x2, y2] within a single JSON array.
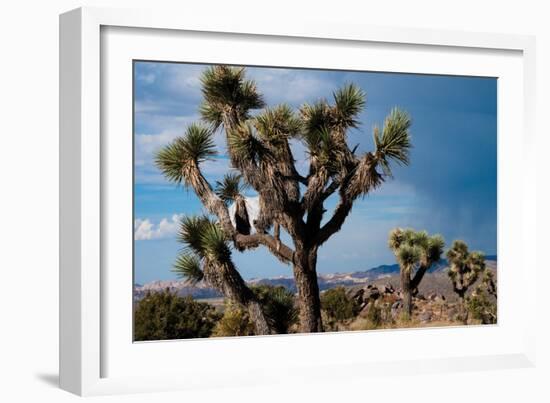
[[315, 194, 354, 246], [186, 161, 295, 265], [411, 264, 429, 292], [315, 153, 384, 246], [234, 232, 294, 264]]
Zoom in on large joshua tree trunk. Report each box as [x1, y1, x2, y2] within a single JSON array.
[[293, 246, 323, 332]]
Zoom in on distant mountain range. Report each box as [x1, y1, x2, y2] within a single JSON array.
[[134, 256, 497, 300]]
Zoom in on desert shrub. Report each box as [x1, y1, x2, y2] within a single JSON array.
[[467, 287, 497, 324], [365, 303, 383, 329], [321, 287, 360, 322], [252, 285, 299, 334], [349, 303, 384, 331], [212, 304, 255, 337], [134, 289, 220, 341]]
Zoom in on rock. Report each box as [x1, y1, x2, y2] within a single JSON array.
[[390, 300, 403, 318], [419, 311, 432, 323], [364, 287, 381, 301], [447, 308, 458, 321], [359, 302, 372, 318], [382, 284, 395, 294], [346, 287, 365, 304]]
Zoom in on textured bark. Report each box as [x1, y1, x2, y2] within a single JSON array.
[[293, 246, 323, 332], [203, 260, 272, 335], [401, 267, 413, 319], [184, 161, 294, 263], [246, 300, 271, 335], [410, 264, 429, 296], [458, 293, 468, 325]]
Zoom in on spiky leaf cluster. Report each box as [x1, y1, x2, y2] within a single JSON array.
[[298, 85, 366, 173], [155, 124, 216, 184], [300, 84, 366, 132], [215, 173, 248, 205], [446, 240, 486, 290], [388, 228, 445, 269], [332, 84, 366, 129], [254, 104, 302, 144], [199, 66, 265, 130], [396, 244, 422, 270], [172, 215, 232, 285], [302, 127, 346, 174], [373, 108, 412, 177], [227, 123, 269, 165], [173, 254, 203, 285], [251, 285, 299, 334]]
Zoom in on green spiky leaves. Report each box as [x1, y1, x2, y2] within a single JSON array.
[[333, 83, 366, 129], [172, 254, 204, 285], [199, 66, 265, 130], [155, 123, 216, 185], [303, 126, 345, 174], [426, 234, 445, 264], [299, 84, 365, 166], [397, 244, 422, 270], [446, 240, 486, 291], [373, 108, 412, 177], [215, 173, 248, 205], [300, 83, 366, 135], [255, 104, 302, 143], [226, 123, 269, 165], [388, 228, 445, 269], [173, 215, 233, 285]]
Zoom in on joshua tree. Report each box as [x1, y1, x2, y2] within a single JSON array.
[[156, 66, 412, 333], [446, 240, 487, 323], [388, 228, 445, 319], [482, 270, 497, 298], [172, 215, 273, 334]]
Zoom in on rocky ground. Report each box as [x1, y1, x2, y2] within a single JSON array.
[[326, 271, 498, 332]]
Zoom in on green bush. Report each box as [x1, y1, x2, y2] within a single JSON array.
[[134, 289, 220, 341], [467, 287, 497, 324], [252, 285, 298, 334], [321, 287, 360, 321], [213, 285, 299, 336], [212, 304, 255, 337], [365, 303, 383, 329]]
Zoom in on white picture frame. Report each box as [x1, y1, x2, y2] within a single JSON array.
[[59, 6, 537, 396]]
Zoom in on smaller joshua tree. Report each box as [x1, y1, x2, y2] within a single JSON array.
[[388, 229, 445, 320], [172, 215, 273, 335], [481, 270, 497, 298], [446, 240, 487, 324]]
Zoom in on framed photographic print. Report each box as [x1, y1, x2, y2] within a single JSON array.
[[60, 6, 537, 396]]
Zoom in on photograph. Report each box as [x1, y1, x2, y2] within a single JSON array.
[[132, 61, 497, 341]]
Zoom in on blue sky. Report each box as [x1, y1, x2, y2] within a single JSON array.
[[133, 61, 497, 284]]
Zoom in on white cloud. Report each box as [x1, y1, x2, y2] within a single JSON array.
[[134, 214, 182, 240], [164, 64, 204, 99], [248, 68, 336, 104], [136, 72, 156, 85]]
